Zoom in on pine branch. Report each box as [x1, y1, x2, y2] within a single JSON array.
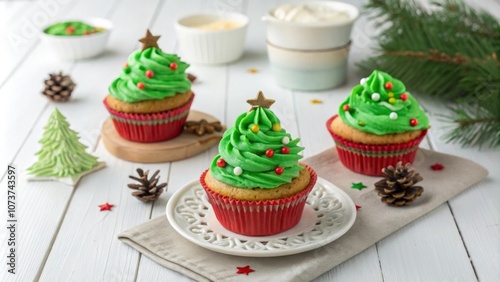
[[360, 0, 500, 148]]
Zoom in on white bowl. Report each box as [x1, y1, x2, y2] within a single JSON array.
[[267, 42, 351, 91], [175, 12, 249, 65], [263, 1, 359, 50], [40, 18, 113, 61]]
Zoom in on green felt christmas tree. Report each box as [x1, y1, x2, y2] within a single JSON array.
[[27, 108, 104, 185]]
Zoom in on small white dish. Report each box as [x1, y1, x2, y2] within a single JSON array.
[[40, 18, 113, 61], [175, 12, 249, 65], [166, 177, 356, 257], [263, 1, 359, 50], [267, 41, 351, 91]]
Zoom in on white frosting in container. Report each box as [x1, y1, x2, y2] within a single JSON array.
[[195, 20, 241, 30], [272, 3, 351, 24]]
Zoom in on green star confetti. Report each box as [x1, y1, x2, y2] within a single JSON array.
[[351, 182, 367, 190]]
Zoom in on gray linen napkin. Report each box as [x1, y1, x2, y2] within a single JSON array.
[[118, 148, 487, 282]]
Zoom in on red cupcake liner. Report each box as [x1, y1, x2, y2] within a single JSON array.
[[326, 115, 427, 176], [200, 165, 318, 236], [103, 94, 194, 143]]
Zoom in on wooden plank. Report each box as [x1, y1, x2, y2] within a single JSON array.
[[0, 1, 120, 281], [378, 205, 477, 281], [314, 247, 383, 282], [41, 1, 169, 281], [419, 95, 500, 281], [39, 143, 169, 281], [38, 1, 163, 280], [2, 0, 164, 281], [0, 0, 82, 87], [0, 0, 38, 27], [449, 7, 500, 281], [0, 109, 74, 282], [0, 0, 117, 179], [135, 0, 230, 280]]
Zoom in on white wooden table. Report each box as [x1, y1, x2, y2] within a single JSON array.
[[1, 0, 499, 281]]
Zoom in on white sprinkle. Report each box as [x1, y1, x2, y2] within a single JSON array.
[[360, 78, 367, 85], [282, 136, 290, 145], [371, 93, 380, 101], [233, 166, 243, 176], [389, 112, 398, 120]]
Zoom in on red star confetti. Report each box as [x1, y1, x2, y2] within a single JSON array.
[[355, 205, 362, 211], [236, 265, 255, 275], [431, 163, 444, 171], [98, 202, 114, 212], [351, 182, 367, 190]]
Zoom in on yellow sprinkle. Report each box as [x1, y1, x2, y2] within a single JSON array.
[[389, 97, 396, 104], [272, 123, 282, 132], [250, 124, 260, 133], [247, 68, 259, 74], [388, 92, 394, 98], [358, 121, 365, 126], [310, 99, 323, 104]]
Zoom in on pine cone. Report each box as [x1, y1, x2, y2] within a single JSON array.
[[128, 168, 167, 202], [42, 72, 76, 102], [374, 161, 424, 206]]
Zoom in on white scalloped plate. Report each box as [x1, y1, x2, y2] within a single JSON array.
[[166, 177, 356, 257]]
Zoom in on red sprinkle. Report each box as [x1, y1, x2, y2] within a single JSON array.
[[265, 149, 274, 158], [216, 158, 226, 168], [281, 146, 290, 154], [343, 104, 350, 111], [410, 118, 418, 127], [137, 82, 145, 89], [98, 202, 114, 212], [275, 167, 284, 175], [385, 82, 393, 90], [355, 205, 362, 211], [146, 70, 154, 78], [400, 93, 408, 101], [123, 63, 128, 68], [65, 26, 75, 34], [431, 163, 444, 171], [170, 62, 178, 70]]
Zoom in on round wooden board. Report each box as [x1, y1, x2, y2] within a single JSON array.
[[101, 110, 224, 163]]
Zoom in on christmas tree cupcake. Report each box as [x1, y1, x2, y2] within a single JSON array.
[[103, 30, 193, 142], [327, 70, 429, 176], [200, 92, 317, 236]]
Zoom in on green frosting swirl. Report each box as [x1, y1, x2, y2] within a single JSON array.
[[339, 70, 429, 135], [210, 107, 304, 189], [44, 21, 104, 36], [108, 47, 191, 103]]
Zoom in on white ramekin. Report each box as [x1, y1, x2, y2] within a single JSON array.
[[263, 1, 359, 50], [175, 12, 249, 65], [267, 42, 351, 91], [40, 18, 113, 61]]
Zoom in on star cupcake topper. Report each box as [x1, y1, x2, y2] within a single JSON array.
[[139, 29, 161, 51], [247, 91, 275, 110]]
